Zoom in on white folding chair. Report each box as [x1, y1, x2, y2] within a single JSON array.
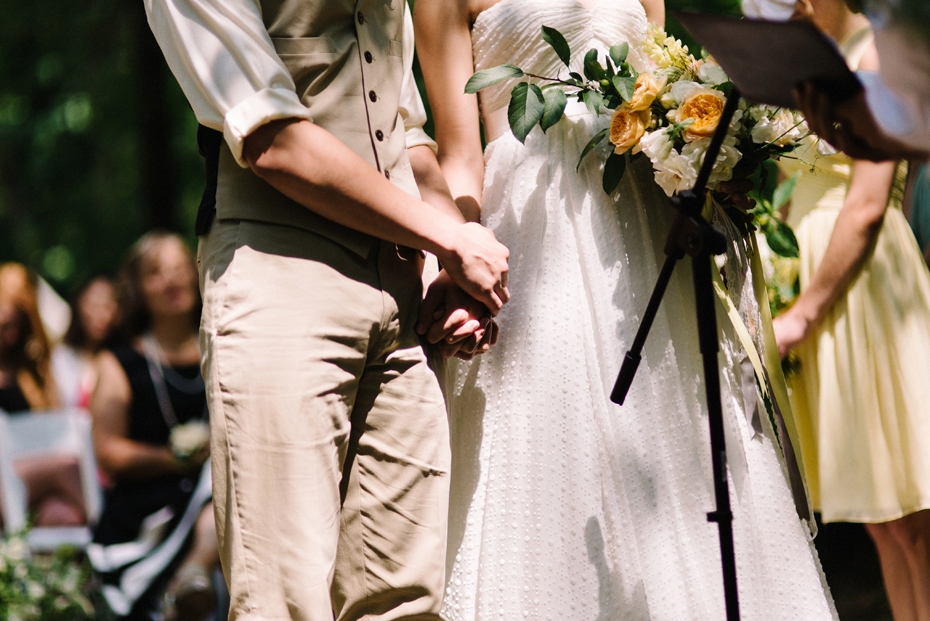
[[0, 408, 103, 551]]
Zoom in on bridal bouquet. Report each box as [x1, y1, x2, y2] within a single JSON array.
[[465, 23, 805, 258]]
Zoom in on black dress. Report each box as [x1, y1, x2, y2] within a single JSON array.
[[88, 344, 210, 621], [0, 382, 30, 414]]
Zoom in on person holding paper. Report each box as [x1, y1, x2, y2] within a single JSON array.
[[769, 1, 930, 618], [788, 0, 930, 160]]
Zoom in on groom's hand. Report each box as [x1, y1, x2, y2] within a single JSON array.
[[417, 270, 498, 359], [435, 222, 510, 315]]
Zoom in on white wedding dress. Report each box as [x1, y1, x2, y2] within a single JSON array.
[[442, 1, 838, 619]]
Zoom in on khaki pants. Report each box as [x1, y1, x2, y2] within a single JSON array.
[[198, 220, 450, 621]]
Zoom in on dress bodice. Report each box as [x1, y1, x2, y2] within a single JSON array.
[[471, 0, 650, 118]]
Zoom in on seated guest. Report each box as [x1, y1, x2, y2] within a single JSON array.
[[88, 231, 218, 621], [51, 276, 120, 410], [0, 262, 86, 528]]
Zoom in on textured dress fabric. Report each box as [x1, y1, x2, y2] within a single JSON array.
[[442, 1, 838, 619], [780, 26, 930, 525]]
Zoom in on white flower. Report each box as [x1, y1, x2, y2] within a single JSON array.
[[6, 537, 27, 562], [14, 563, 28, 579], [170, 420, 210, 460], [681, 135, 742, 187], [669, 80, 701, 106], [26, 581, 46, 600], [659, 91, 678, 109], [697, 62, 729, 86], [653, 150, 699, 196], [640, 129, 675, 162], [751, 107, 806, 147]]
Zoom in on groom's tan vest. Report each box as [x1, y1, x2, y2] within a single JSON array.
[[205, 0, 418, 258]]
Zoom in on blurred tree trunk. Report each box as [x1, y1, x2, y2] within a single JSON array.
[[126, 1, 180, 232]]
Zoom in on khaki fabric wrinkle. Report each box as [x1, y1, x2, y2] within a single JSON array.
[[201, 220, 448, 621]]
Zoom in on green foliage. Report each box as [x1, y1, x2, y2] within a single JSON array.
[[540, 89, 568, 133], [507, 83, 546, 144], [577, 128, 609, 172], [0, 531, 96, 621], [464, 65, 525, 94], [541, 26, 571, 68], [602, 152, 627, 195], [0, 0, 203, 294], [751, 172, 802, 258]]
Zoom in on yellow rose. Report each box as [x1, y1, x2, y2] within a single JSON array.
[[628, 73, 662, 112], [609, 106, 647, 154], [675, 87, 726, 142]]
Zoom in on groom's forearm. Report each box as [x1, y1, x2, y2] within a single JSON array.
[[244, 118, 460, 255]]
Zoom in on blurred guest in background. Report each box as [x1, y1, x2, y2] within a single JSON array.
[[769, 1, 930, 618], [0, 263, 60, 413], [51, 276, 119, 410], [0, 262, 87, 528], [87, 231, 218, 621]]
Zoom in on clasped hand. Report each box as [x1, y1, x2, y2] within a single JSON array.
[[417, 269, 500, 360]]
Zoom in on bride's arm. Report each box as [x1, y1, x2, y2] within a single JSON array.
[[414, 0, 485, 224], [640, 0, 665, 26]]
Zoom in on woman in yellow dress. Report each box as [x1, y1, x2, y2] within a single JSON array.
[[773, 1, 930, 618]]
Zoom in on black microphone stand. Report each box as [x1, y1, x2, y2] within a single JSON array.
[[611, 87, 743, 621]]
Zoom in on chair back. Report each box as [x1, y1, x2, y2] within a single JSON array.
[[0, 408, 103, 550]]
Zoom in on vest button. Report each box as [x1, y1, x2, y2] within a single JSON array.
[[357, 11, 365, 24], [369, 91, 377, 102], [364, 51, 373, 63], [384, 170, 391, 179], [375, 130, 384, 141]]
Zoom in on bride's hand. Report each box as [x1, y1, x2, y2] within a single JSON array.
[[417, 270, 497, 358]]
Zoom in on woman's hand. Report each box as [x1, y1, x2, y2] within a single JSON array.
[[772, 309, 812, 358]]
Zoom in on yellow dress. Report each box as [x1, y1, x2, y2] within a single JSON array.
[[781, 25, 930, 523]]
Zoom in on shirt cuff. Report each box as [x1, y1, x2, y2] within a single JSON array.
[[406, 127, 438, 154], [223, 87, 314, 167]]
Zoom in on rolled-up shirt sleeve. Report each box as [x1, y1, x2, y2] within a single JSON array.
[[145, 0, 313, 166], [399, 5, 437, 153]]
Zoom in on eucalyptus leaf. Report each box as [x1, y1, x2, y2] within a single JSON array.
[[583, 89, 604, 116], [612, 75, 636, 102], [576, 128, 609, 171], [772, 171, 802, 211], [541, 25, 571, 68], [609, 43, 629, 67], [540, 88, 568, 133], [603, 151, 626, 195], [508, 82, 546, 143], [465, 64, 525, 94], [763, 220, 800, 258]]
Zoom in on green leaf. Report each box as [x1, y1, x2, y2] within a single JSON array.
[[541, 26, 571, 68], [612, 75, 636, 102], [569, 71, 584, 83], [582, 49, 600, 80], [763, 220, 800, 258], [772, 171, 802, 211], [540, 88, 568, 133], [465, 65, 525, 94], [582, 89, 604, 116], [508, 82, 546, 143], [609, 43, 629, 68], [576, 128, 609, 171], [603, 151, 627, 195]]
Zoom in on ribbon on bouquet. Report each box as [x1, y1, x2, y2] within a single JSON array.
[[705, 198, 815, 531]]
